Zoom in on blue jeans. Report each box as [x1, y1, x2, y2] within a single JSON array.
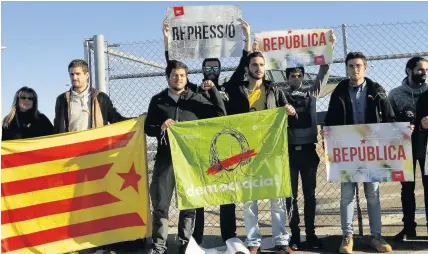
[[243, 198, 289, 247], [340, 182, 382, 237]]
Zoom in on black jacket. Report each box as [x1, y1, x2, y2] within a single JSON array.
[[164, 50, 249, 110], [415, 90, 428, 159], [144, 87, 226, 155], [324, 78, 395, 126], [54, 88, 128, 133], [2, 111, 54, 141], [225, 79, 289, 115]]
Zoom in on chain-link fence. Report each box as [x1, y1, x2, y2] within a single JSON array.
[[87, 20, 428, 234]]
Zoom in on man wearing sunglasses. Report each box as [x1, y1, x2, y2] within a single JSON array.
[[161, 18, 252, 246], [162, 18, 251, 108], [282, 31, 335, 251]]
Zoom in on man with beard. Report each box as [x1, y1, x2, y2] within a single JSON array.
[[55, 59, 129, 254], [145, 60, 226, 254], [226, 50, 296, 254], [389, 57, 428, 241], [54, 59, 128, 134], [162, 18, 251, 95], [162, 18, 251, 245], [279, 31, 336, 251]]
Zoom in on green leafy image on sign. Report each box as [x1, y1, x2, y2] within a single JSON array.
[[168, 108, 292, 210]]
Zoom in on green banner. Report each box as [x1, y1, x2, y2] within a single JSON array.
[[168, 108, 292, 210]]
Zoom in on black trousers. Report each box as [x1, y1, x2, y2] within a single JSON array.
[[150, 155, 196, 252], [192, 203, 237, 244], [400, 155, 428, 231], [286, 144, 319, 236]]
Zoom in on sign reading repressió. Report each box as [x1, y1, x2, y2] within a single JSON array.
[[166, 5, 243, 60]]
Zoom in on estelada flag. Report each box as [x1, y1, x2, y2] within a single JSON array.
[[1, 117, 151, 254]]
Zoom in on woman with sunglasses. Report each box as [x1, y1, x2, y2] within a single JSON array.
[[2, 86, 54, 141]]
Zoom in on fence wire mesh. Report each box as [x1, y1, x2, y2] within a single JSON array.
[[93, 20, 428, 233]]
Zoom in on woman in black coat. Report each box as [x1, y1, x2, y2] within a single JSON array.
[[2, 86, 54, 141]]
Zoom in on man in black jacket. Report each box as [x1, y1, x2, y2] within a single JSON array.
[[324, 52, 394, 254], [162, 18, 251, 245], [145, 60, 226, 254], [225, 51, 296, 254], [389, 57, 428, 241]]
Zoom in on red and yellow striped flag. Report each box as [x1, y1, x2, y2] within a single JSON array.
[[1, 117, 151, 254]]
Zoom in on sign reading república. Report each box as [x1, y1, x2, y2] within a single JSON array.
[[255, 29, 334, 70], [166, 5, 243, 60], [324, 122, 414, 182], [167, 108, 292, 210]]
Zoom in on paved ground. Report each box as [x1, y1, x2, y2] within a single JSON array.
[[153, 132, 427, 232], [113, 132, 428, 254], [83, 225, 428, 254]]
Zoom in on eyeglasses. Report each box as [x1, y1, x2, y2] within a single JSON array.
[[203, 66, 220, 72], [19, 96, 34, 101], [290, 74, 303, 78], [347, 64, 365, 69]]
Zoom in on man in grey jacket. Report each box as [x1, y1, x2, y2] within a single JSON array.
[[281, 31, 335, 251], [388, 56, 428, 241], [283, 64, 328, 251]]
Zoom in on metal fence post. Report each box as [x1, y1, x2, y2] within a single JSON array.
[[342, 24, 349, 58], [83, 39, 94, 89], [93, 34, 107, 94], [83, 39, 91, 66]]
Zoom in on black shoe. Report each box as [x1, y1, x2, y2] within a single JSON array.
[[148, 249, 164, 254], [306, 234, 324, 249], [289, 234, 301, 251], [393, 228, 417, 242], [178, 242, 190, 254]]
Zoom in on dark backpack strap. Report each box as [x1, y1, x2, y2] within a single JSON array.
[[63, 93, 70, 132]]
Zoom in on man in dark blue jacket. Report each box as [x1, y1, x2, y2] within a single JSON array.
[[324, 52, 394, 254]]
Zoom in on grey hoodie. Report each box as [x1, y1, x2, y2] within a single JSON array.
[[388, 78, 428, 158], [69, 85, 92, 131], [389, 78, 428, 121]]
